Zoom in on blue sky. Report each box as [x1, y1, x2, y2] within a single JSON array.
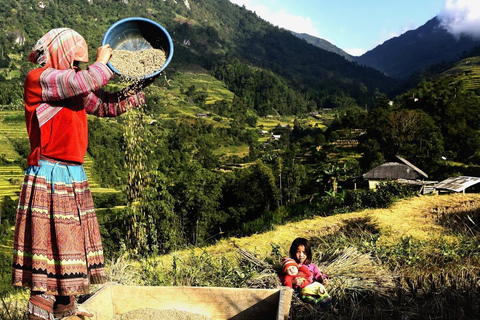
[[228, 0, 480, 56]]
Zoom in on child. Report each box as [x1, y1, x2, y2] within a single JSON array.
[[281, 257, 335, 310], [289, 237, 329, 286], [12, 28, 154, 320]]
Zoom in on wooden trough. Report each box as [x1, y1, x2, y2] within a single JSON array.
[[81, 283, 293, 320]]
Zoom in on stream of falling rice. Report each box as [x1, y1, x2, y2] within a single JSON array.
[[114, 48, 167, 254], [122, 81, 153, 254]]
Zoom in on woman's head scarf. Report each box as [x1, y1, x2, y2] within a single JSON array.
[[28, 28, 89, 70]]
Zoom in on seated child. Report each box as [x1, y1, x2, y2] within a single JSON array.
[[289, 237, 329, 286], [281, 257, 334, 309]]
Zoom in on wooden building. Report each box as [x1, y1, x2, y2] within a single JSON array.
[[363, 156, 430, 189]]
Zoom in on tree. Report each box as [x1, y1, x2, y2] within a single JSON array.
[[218, 162, 280, 235], [279, 154, 306, 204], [403, 78, 480, 161], [317, 163, 349, 195], [172, 162, 224, 246], [359, 138, 385, 172], [0, 196, 17, 225]]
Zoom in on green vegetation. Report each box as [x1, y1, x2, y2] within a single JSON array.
[[1, 1, 480, 319], [0, 0, 396, 112], [132, 193, 480, 319]]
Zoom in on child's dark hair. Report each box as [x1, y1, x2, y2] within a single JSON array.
[[289, 237, 312, 265]]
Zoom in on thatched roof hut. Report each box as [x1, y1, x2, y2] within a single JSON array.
[[363, 156, 429, 189]]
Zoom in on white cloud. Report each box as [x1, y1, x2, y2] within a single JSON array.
[[228, 0, 321, 37], [438, 0, 480, 39], [344, 48, 367, 57]]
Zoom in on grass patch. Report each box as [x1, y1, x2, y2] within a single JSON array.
[[439, 56, 480, 91], [4, 193, 480, 319], [126, 193, 480, 319], [213, 144, 250, 157]]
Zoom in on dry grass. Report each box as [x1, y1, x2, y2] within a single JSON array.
[[85, 193, 480, 319], [105, 255, 143, 286], [135, 193, 480, 306], [148, 193, 480, 267], [321, 247, 397, 298], [68, 193, 480, 319]]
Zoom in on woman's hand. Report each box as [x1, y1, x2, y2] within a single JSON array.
[[96, 44, 113, 65]]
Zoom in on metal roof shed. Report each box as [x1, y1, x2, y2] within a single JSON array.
[[433, 176, 480, 193]]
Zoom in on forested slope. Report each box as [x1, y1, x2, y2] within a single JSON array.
[[0, 0, 397, 111]]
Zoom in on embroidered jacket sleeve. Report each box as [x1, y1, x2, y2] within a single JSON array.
[[38, 62, 145, 117], [82, 82, 146, 117], [39, 62, 112, 101]]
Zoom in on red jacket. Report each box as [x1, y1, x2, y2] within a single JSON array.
[[24, 63, 145, 165], [282, 265, 312, 289]]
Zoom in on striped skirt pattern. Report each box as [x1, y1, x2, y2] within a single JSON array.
[[12, 159, 106, 296]]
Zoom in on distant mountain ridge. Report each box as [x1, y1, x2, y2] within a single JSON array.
[[354, 17, 480, 79], [291, 31, 354, 61], [290, 16, 480, 80]]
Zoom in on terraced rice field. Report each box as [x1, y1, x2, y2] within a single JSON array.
[[440, 56, 480, 91], [0, 111, 120, 203], [0, 111, 27, 162], [0, 166, 23, 200]]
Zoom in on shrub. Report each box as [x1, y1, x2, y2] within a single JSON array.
[[92, 192, 126, 208]]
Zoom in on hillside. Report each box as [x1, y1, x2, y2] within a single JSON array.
[[0, 0, 397, 111], [117, 193, 480, 319], [291, 31, 354, 62], [435, 55, 480, 91], [355, 17, 480, 79], [0, 64, 327, 201], [151, 193, 480, 266]]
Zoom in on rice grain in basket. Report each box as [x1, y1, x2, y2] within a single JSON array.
[[110, 48, 167, 80]]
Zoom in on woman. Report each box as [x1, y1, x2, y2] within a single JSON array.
[[12, 28, 153, 320]]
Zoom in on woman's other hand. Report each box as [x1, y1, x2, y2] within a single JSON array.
[[96, 44, 113, 65]]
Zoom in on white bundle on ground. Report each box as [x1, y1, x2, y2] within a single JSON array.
[[319, 247, 397, 298]]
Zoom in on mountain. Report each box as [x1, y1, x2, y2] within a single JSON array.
[[354, 17, 480, 79], [291, 31, 354, 61], [0, 0, 398, 111]]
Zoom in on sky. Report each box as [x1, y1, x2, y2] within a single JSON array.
[[228, 0, 480, 56]]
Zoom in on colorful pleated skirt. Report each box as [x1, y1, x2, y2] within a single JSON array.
[[12, 158, 106, 296]]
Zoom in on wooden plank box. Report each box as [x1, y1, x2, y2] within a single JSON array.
[[81, 284, 293, 320]]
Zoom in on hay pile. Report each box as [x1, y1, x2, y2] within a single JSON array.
[[236, 245, 396, 298], [235, 244, 282, 289], [319, 247, 397, 298]]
